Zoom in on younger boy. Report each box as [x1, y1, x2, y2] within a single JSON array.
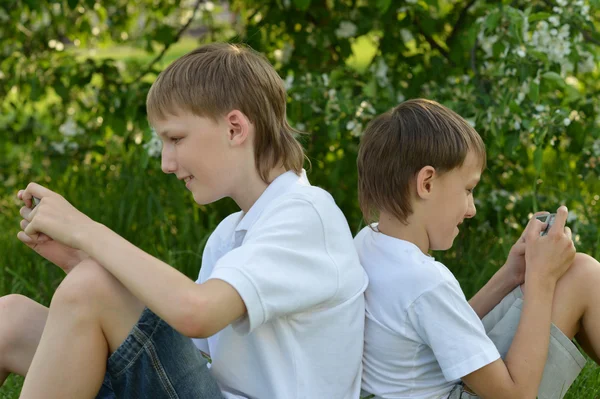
[[356, 99, 600, 399], [0, 43, 368, 398]]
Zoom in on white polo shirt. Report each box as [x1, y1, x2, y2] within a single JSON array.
[[356, 225, 500, 399], [193, 170, 368, 399]]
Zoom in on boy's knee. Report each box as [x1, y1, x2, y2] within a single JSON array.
[[567, 253, 600, 283], [0, 295, 34, 349], [52, 259, 114, 310]]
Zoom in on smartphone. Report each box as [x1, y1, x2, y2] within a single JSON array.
[[535, 213, 556, 236]]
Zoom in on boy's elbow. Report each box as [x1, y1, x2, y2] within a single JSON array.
[[171, 294, 216, 339]]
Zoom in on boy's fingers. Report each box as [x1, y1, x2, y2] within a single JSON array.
[[19, 206, 37, 222], [549, 206, 568, 237], [20, 219, 29, 230], [564, 226, 572, 241], [17, 231, 33, 244], [521, 211, 550, 241], [526, 219, 545, 241], [21, 182, 56, 206]]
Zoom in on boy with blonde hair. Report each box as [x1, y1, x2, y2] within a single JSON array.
[[0, 43, 368, 398], [356, 98, 600, 399]]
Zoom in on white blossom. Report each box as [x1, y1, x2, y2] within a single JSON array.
[[563, 118, 571, 126], [273, 43, 293, 64], [59, 118, 82, 137], [144, 128, 162, 158], [371, 58, 389, 86], [400, 29, 414, 43], [284, 74, 294, 91], [335, 21, 357, 39], [51, 141, 66, 154], [529, 20, 571, 68]]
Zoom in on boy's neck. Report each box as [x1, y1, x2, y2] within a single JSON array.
[[377, 210, 430, 255], [232, 166, 288, 213]]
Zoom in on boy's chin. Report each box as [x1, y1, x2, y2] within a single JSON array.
[[191, 191, 224, 206], [430, 239, 454, 252]]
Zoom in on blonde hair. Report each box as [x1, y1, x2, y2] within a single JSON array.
[[147, 43, 304, 183], [358, 98, 487, 224]]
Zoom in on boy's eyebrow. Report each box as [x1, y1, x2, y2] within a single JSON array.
[[155, 129, 169, 139]]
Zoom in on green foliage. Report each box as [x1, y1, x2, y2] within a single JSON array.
[[1, 0, 600, 395]]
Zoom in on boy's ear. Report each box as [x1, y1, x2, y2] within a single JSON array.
[[225, 110, 251, 146], [416, 166, 436, 199]]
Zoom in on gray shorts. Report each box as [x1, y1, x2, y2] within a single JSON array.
[[448, 286, 586, 399]]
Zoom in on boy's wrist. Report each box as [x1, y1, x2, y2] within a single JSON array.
[[74, 221, 106, 257], [497, 263, 522, 291], [524, 269, 558, 292]]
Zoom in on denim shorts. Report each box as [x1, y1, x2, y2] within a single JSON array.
[[95, 307, 224, 399]]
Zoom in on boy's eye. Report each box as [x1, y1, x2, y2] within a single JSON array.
[[171, 137, 182, 143]]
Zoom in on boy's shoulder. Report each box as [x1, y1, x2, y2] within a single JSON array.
[[356, 226, 458, 303]]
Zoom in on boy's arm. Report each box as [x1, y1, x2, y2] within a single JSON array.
[[468, 211, 549, 318], [20, 183, 246, 338], [461, 207, 575, 399], [85, 223, 247, 338], [468, 265, 519, 319], [462, 279, 555, 399]]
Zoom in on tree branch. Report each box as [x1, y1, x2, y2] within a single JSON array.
[[414, 16, 451, 62], [447, 0, 478, 47], [130, 0, 204, 84]]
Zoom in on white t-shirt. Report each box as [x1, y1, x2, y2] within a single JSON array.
[[193, 170, 368, 399], [355, 225, 500, 399]]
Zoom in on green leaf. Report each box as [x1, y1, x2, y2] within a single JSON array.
[[293, 0, 311, 11], [484, 12, 502, 32], [533, 147, 544, 173], [542, 71, 565, 87], [529, 80, 539, 103], [67, 0, 79, 10], [505, 134, 520, 154], [528, 12, 552, 23], [564, 85, 581, 103], [376, 0, 392, 13]]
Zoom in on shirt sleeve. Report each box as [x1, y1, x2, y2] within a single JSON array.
[[408, 281, 501, 381], [208, 197, 339, 334]]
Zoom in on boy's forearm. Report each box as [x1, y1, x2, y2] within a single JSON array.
[[503, 278, 555, 398], [79, 222, 206, 332], [469, 265, 518, 319]]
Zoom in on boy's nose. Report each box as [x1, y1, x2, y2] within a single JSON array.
[[465, 198, 477, 219], [161, 149, 177, 174]]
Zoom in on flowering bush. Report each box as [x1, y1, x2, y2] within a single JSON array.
[[1, 0, 599, 262]]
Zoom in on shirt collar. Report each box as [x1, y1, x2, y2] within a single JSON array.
[[235, 169, 309, 233], [370, 223, 435, 261]]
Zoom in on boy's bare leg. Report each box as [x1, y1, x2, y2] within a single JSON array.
[[547, 253, 600, 363], [0, 295, 48, 385], [19, 258, 145, 399]]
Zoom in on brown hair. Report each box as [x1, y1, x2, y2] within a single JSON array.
[[357, 98, 486, 224], [146, 43, 304, 183]]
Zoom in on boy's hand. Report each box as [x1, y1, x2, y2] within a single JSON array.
[[18, 183, 97, 254], [503, 211, 551, 287], [17, 188, 90, 273], [524, 206, 575, 284]]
